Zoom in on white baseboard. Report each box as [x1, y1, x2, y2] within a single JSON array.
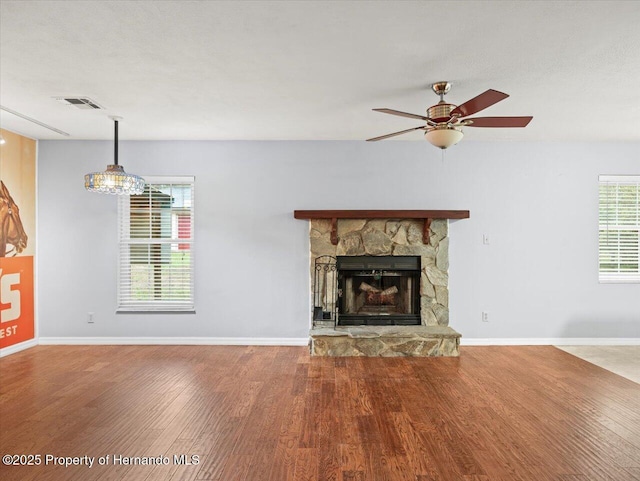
[[461, 338, 640, 346], [38, 337, 310, 346], [0, 339, 38, 357], [4, 337, 637, 356]]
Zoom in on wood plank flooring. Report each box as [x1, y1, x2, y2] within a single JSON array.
[[1, 345, 639, 481]]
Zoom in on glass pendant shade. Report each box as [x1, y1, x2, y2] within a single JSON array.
[[424, 126, 464, 149], [85, 117, 144, 195], [85, 165, 145, 195]]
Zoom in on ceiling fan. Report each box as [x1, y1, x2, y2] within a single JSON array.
[[367, 82, 532, 149]]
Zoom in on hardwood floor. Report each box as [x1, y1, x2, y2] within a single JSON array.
[[1, 345, 639, 481]]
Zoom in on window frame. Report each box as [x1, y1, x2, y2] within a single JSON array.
[[598, 174, 640, 284], [117, 175, 196, 312]]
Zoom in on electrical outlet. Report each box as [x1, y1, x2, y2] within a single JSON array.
[[482, 311, 489, 322], [87, 312, 94, 323], [483, 234, 490, 245]]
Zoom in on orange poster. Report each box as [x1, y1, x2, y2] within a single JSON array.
[[0, 129, 36, 349], [0, 256, 34, 347]]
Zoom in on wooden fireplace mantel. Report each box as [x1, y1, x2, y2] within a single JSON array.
[[294, 210, 470, 245]]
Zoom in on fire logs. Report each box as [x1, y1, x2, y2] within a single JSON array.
[[359, 282, 398, 305]]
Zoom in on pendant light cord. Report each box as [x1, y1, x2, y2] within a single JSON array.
[[114, 119, 119, 166]]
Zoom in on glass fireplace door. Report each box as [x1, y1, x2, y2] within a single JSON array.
[[337, 256, 420, 326]]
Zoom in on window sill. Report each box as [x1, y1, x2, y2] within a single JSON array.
[[599, 279, 640, 284]]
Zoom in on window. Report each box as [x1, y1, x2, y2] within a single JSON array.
[[599, 175, 640, 283], [118, 176, 195, 311]]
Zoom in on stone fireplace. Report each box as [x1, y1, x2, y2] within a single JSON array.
[[295, 210, 469, 357]]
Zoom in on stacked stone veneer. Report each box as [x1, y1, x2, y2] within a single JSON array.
[[310, 218, 450, 327]]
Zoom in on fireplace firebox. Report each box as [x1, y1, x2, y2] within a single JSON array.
[[337, 256, 421, 326]]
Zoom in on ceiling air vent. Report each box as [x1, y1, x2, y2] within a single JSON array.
[[56, 97, 103, 109]]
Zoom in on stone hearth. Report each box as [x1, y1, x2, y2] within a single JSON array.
[[310, 325, 460, 357]]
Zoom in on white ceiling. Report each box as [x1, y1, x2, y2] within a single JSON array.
[[1, 0, 639, 142]]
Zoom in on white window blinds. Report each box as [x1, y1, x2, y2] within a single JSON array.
[[118, 176, 195, 311], [599, 175, 640, 283]]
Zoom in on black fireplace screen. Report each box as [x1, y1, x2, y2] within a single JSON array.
[[337, 256, 421, 326]]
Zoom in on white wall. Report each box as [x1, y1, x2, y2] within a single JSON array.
[[37, 140, 640, 341]]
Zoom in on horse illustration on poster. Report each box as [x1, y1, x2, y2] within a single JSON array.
[[0, 180, 28, 257]]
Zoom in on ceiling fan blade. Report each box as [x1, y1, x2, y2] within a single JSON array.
[[463, 116, 533, 128], [451, 89, 509, 117], [373, 108, 428, 121], [366, 126, 426, 142]]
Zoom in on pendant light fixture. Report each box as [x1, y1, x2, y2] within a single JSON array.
[[84, 116, 145, 195]]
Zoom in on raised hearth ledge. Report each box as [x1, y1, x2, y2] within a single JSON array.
[[294, 210, 470, 245], [310, 325, 461, 357]]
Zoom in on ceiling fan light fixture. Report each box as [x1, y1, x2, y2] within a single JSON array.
[[425, 126, 464, 149], [84, 117, 144, 195]]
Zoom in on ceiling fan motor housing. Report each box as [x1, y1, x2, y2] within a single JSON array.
[[427, 102, 456, 123]]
